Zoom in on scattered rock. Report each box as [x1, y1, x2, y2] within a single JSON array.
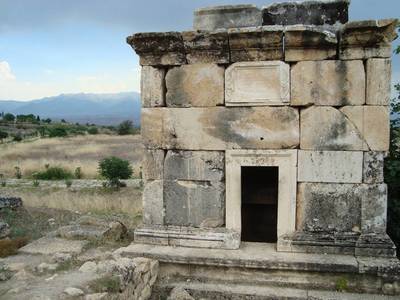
[[36, 262, 58, 273], [0, 221, 11, 239], [77, 248, 112, 263], [168, 287, 195, 300], [0, 196, 23, 209], [19, 237, 88, 255], [13, 269, 35, 280], [85, 293, 108, 300], [6, 262, 27, 272], [79, 261, 98, 273], [103, 221, 128, 242], [64, 287, 85, 297], [51, 252, 72, 264]]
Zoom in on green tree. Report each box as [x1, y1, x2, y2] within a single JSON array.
[[0, 130, 8, 142], [117, 120, 133, 135], [98, 156, 133, 187], [3, 113, 15, 122]]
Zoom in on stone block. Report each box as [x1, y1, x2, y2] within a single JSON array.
[[361, 184, 387, 234], [284, 25, 337, 62], [339, 19, 398, 60], [262, 0, 349, 26], [291, 60, 365, 106], [142, 149, 164, 181], [300, 106, 367, 151], [297, 183, 361, 233], [164, 150, 224, 181], [298, 150, 363, 183], [340, 106, 390, 151], [166, 64, 224, 107], [141, 66, 165, 107], [363, 152, 385, 184], [182, 30, 229, 64], [366, 58, 391, 105], [225, 61, 289, 106], [355, 233, 396, 257], [127, 32, 186, 66], [141, 107, 299, 150], [143, 180, 164, 225], [228, 26, 283, 62], [194, 5, 262, 31], [164, 180, 225, 227]]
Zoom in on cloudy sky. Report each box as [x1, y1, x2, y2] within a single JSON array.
[[0, 0, 399, 101]]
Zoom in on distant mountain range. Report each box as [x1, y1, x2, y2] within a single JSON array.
[[0, 92, 141, 126]]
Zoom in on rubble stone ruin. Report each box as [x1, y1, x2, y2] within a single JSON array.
[[127, 0, 398, 257]]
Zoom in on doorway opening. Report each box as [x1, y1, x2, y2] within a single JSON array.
[[241, 166, 279, 243]]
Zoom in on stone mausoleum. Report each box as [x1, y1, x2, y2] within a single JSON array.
[[122, 0, 400, 297]]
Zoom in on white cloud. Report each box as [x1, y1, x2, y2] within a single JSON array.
[[0, 61, 16, 81]]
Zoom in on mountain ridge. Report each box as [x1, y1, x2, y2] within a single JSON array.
[[0, 92, 141, 126]]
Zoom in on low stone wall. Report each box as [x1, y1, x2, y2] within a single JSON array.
[[2, 179, 142, 189]]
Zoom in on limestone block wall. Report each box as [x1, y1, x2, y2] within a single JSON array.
[[127, 5, 398, 256]]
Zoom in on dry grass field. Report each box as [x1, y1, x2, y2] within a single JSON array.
[[0, 134, 144, 179]]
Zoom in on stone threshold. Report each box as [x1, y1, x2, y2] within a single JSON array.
[[115, 242, 400, 276]]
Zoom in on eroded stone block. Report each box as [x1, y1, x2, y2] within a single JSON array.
[[291, 60, 365, 106], [127, 32, 186, 66], [340, 19, 398, 60], [366, 58, 391, 105], [164, 180, 225, 227], [164, 150, 224, 181], [298, 150, 363, 183], [141, 107, 299, 150], [166, 64, 224, 107], [262, 0, 349, 26], [182, 30, 229, 64], [300, 106, 367, 151], [363, 152, 385, 184], [142, 149, 165, 181], [361, 184, 387, 233], [340, 106, 390, 151], [284, 25, 337, 61], [228, 26, 283, 62], [194, 5, 262, 31], [225, 61, 289, 106], [297, 183, 361, 233], [141, 66, 165, 107], [143, 180, 164, 225]]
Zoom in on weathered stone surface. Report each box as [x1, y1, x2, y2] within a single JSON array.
[[361, 184, 387, 234], [142, 149, 164, 181], [366, 58, 392, 105], [284, 25, 337, 61], [363, 152, 385, 184], [141, 66, 165, 107], [194, 5, 262, 31], [340, 106, 390, 151], [164, 180, 224, 227], [262, 0, 349, 26], [300, 106, 367, 150], [164, 150, 224, 181], [225, 61, 289, 106], [291, 60, 365, 106], [141, 107, 299, 150], [340, 19, 398, 60], [298, 150, 363, 183], [297, 183, 362, 233], [0, 221, 10, 239], [166, 64, 224, 107], [168, 287, 195, 300], [0, 196, 23, 209], [127, 32, 186, 66], [143, 180, 164, 225], [182, 30, 229, 64], [228, 26, 283, 62], [356, 233, 396, 257]]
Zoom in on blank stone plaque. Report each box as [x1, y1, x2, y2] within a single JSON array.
[[225, 61, 290, 106]]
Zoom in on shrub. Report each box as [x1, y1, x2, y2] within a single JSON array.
[[12, 134, 23, 142], [48, 126, 68, 138], [87, 127, 99, 135], [74, 167, 83, 179], [0, 130, 8, 142], [14, 167, 22, 179], [33, 166, 74, 180], [33, 180, 40, 187], [98, 156, 132, 187], [65, 179, 73, 188], [3, 113, 15, 122], [117, 120, 133, 135]]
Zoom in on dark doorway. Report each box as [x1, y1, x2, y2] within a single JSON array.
[[241, 166, 278, 243]]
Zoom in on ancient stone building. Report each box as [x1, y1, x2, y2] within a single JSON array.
[[127, 0, 398, 258], [122, 1, 400, 297]]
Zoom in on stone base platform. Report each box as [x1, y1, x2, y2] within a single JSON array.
[[115, 242, 400, 298]]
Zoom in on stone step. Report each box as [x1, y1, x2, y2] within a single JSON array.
[[153, 281, 398, 300]]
